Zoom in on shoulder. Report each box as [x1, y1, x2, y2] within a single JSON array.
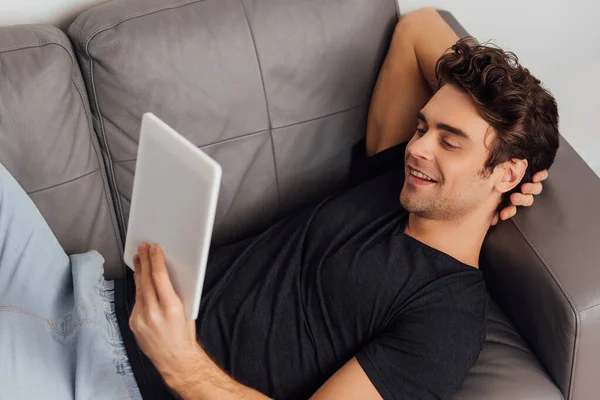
[[390, 234, 488, 319]]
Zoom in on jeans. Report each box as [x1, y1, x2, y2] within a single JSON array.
[[0, 163, 142, 400]]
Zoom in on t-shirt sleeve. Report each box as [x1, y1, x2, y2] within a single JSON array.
[[350, 138, 409, 186], [355, 274, 487, 400]]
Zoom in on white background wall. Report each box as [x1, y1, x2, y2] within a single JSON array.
[[0, 0, 108, 30], [1, 0, 599, 175]]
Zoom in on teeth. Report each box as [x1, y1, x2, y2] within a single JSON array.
[[409, 168, 434, 181]]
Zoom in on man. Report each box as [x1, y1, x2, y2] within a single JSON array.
[[125, 8, 557, 400], [0, 8, 554, 400]]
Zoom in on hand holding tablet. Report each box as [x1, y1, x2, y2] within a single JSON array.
[[124, 113, 222, 320]]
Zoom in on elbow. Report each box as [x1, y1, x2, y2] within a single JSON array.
[[395, 7, 440, 38]]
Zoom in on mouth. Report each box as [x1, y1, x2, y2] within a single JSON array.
[[406, 166, 437, 186]]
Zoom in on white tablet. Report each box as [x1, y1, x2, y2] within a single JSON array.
[[123, 113, 222, 320]]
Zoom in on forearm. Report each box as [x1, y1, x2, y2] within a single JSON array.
[[162, 344, 270, 400], [366, 8, 458, 156]]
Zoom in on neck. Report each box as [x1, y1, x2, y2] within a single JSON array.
[[404, 208, 494, 268]]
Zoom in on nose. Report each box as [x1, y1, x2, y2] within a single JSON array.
[[407, 132, 435, 162]]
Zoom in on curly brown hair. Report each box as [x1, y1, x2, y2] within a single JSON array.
[[435, 37, 560, 209]]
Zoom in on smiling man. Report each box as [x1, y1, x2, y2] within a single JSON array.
[[125, 8, 559, 400], [0, 8, 558, 400]]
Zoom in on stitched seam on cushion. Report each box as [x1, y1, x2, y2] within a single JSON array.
[[200, 128, 269, 149], [239, 0, 280, 208], [510, 218, 579, 399], [119, 192, 130, 206], [101, 113, 139, 149], [116, 186, 132, 206], [0, 26, 73, 54], [81, 0, 205, 45], [113, 158, 137, 164], [274, 102, 369, 131], [111, 128, 271, 164], [0, 39, 60, 54], [58, 33, 126, 265], [87, 52, 126, 244], [80, 1, 209, 245], [45, 39, 122, 256], [69, 58, 125, 270], [579, 300, 600, 313], [27, 168, 99, 196], [56, 25, 126, 270]]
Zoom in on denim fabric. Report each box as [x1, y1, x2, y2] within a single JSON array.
[[0, 163, 142, 400]]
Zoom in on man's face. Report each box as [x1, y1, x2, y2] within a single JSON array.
[[400, 84, 499, 221]]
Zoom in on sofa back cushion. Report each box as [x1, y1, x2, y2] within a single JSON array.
[[68, 0, 398, 246], [0, 25, 123, 278]]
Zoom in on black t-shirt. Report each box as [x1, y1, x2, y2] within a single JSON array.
[[116, 140, 487, 400]]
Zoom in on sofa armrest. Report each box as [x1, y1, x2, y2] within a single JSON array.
[[482, 135, 600, 399]]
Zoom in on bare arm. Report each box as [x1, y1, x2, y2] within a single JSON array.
[[310, 357, 382, 399], [164, 345, 270, 400], [366, 8, 458, 156]]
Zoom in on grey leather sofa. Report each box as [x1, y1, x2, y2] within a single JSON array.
[[0, 0, 598, 398]]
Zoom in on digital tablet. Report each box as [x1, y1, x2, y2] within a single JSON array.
[[123, 113, 222, 320]]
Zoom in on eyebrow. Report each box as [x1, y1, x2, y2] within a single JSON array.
[[417, 112, 471, 140]]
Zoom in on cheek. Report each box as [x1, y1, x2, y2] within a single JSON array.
[[439, 161, 481, 189]]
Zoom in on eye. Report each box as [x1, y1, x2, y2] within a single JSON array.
[[415, 127, 427, 136], [442, 140, 459, 149]]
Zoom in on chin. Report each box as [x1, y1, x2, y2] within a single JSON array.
[[399, 190, 420, 213], [400, 188, 435, 217]]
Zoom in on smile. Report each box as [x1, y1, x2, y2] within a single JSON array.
[[408, 168, 436, 182]]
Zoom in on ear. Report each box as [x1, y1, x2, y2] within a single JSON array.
[[495, 158, 528, 194]]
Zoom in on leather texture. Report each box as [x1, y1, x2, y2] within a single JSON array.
[[0, 24, 123, 278], [68, 0, 397, 246], [456, 299, 563, 400]]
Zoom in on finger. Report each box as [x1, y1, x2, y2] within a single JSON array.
[[138, 242, 158, 307], [510, 193, 534, 207], [532, 170, 548, 182], [521, 182, 543, 195], [521, 194, 535, 207], [149, 244, 179, 305], [532, 169, 548, 182], [511, 193, 534, 207], [510, 193, 523, 206], [500, 205, 517, 220]]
